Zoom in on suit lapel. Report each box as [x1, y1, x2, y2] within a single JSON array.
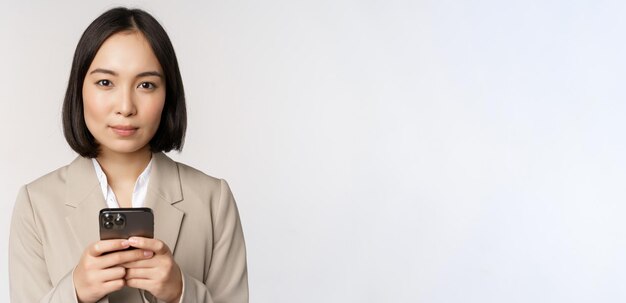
[[144, 153, 185, 254], [63, 153, 185, 254], [64, 156, 106, 250]]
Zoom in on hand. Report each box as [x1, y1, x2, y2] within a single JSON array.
[[74, 239, 155, 303], [122, 237, 183, 303]]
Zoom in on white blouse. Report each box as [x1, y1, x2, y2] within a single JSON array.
[[91, 158, 153, 208]]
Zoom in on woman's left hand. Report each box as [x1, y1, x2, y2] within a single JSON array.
[[122, 237, 183, 303]]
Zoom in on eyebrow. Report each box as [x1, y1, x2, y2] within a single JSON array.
[[89, 68, 163, 78]]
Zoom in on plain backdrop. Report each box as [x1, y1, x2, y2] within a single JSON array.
[[2, 0, 626, 302]]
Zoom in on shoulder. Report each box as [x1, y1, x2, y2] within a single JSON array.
[[162, 155, 235, 202], [175, 161, 221, 186], [23, 159, 75, 197], [14, 156, 89, 216], [155, 153, 222, 187], [173, 160, 231, 198], [17, 155, 99, 213]]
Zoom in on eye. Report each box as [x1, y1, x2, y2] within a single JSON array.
[[138, 82, 156, 90], [96, 79, 112, 87]]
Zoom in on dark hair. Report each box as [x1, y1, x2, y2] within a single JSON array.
[[62, 7, 186, 158]]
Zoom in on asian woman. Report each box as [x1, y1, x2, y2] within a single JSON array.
[[9, 7, 248, 303]]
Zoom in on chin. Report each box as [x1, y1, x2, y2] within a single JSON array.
[[100, 142, 151, 155]]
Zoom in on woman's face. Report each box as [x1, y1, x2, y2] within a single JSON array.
[[82, 30, 166, 157]]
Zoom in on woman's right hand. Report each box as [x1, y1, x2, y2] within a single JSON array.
[[73, 239, 155, 303]]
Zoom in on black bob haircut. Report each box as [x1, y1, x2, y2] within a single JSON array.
[[62, 7, 186, 158]]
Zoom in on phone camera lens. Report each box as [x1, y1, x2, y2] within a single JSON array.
[[104, 221, 114, 229], [114, 214, 125, 226], [103, 213, 113, 221]]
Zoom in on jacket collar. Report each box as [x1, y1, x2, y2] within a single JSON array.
[[65, 152, 185, 254]]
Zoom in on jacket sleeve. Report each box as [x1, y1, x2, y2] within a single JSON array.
[[9, 185, 80, 302], [173, 179, 249, 303]]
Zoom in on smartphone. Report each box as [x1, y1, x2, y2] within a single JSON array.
[[99, 208, 154, 240]]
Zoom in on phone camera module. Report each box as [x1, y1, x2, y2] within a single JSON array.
[[114, 214, 125, 226]]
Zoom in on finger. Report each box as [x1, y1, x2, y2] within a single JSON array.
[[89, 239, 130, 256], [125, 278, 153, 291], [125, 267, 155, 280], [101, 279, 126, 293], [98, 266, 127, 282], [121, 258, 155, 269], [100, 249, 154, 269], [128, 237, 169, 255]]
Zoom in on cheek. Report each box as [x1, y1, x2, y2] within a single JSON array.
[[143, 94, 166, 129], [82, 86, 109, 127]]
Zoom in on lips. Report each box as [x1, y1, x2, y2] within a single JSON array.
[[110, 125, 138, 136]]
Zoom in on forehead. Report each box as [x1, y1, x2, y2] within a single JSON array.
[[88, 31, 163, 74]]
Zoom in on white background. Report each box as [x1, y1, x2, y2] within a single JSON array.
[[1, 0, 626, 302]]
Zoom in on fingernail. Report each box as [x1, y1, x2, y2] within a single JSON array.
[[121, 241, 130, 247], [129, 238, 137, 244], [144, 251, 154, 257]]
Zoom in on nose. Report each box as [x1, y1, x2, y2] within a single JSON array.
[[115, 86, 137, 117]]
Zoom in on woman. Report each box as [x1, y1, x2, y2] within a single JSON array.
[[8, 7, 248, 303]]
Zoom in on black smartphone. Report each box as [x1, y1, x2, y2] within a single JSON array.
[[99, 208, 154, 240]]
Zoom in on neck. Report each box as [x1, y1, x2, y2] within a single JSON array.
[[95, 146, 152, 185]]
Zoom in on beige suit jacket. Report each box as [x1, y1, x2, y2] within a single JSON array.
[[9, 153, 248, 303]]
